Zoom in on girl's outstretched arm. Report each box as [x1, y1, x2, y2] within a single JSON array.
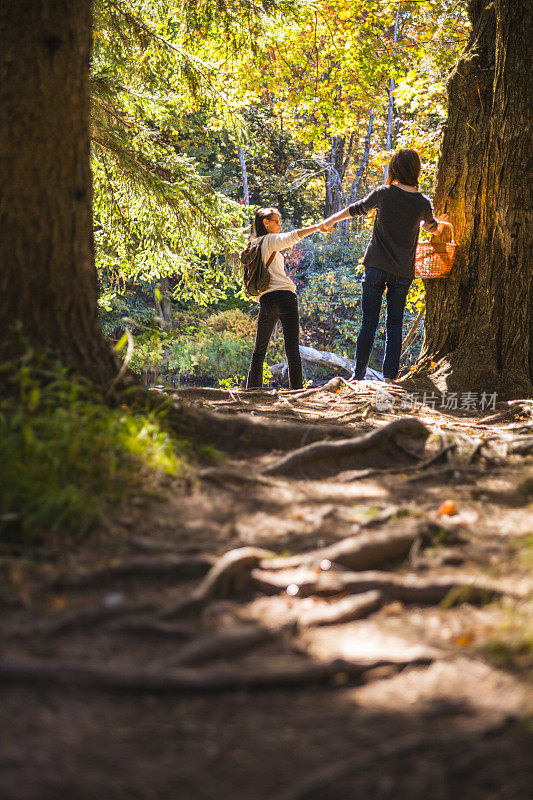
[[320, 207, 353, 230], [296, 222, 327, 239], [265, 223, 325, 253]]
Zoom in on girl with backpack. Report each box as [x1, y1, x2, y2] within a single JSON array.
[[245, 208, 326, 390], [321, 148, 451, 382]]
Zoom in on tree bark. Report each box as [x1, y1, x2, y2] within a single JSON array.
[[0, 0, 117, 385], [412, 0, 533, 398]]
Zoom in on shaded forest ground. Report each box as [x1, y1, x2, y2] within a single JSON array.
[[1, 379, 532, 799]]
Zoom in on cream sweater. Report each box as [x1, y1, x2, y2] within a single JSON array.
[[255, 230, 301, 296]]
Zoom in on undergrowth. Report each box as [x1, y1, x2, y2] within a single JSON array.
[[0, 345, 190, 548]]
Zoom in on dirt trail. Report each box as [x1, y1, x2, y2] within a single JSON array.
[[1, 381, 532, 799]]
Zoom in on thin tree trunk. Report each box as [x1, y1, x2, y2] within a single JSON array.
[[238, 146, 250, 205], [324, 136, 346, 217], [383, 7, 400, 183], [412, 0, 533, 398], [350, 108, 375, 202], [0, 0, 117, 385], [154, 278, 173, 332]]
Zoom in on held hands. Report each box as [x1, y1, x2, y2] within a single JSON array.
[[318, 220, 335, 234]]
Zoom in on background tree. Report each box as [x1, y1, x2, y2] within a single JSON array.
[[92, 0, 251, 300], [411, 0, 533, 398], [247, 0, 468, 214]]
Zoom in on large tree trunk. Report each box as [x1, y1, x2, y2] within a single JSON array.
[[412, 0, 533, 399], [0, 0, 117, 385]]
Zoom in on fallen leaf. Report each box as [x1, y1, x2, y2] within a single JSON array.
[[382, 601, 403, 615], [437, 499, 458, 516]]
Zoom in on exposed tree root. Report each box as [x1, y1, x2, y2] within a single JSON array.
[[49, 554, 215, 589], [479, 399, 533, 424], [164, 397, 354, 453], [0, 655, 432, 694], [294, 591, 383, 628], [403, 465, 483, 484], [104, 619, 196, 638], [199, 467, 284, 488], [281, 377, 344, 399], [8, 602, 157, 638], [262, 418, 430, 477], [260, 524, 427, 572], [174, 624, 276, 666], [250, 567, 512, 606], [504, 435, 533, 455], [158, 547, 275, 619], [337, 442, 456, 482]]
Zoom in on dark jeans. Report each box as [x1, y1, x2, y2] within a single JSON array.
[[353, 267, 412, 380], [246, 290, 303, 389]]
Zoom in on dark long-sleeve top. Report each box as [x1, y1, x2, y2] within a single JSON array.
[[349, 185, 438, 278]]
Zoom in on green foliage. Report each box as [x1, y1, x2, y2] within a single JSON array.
[[126, 306, 283, 387], [167, 330, 251, 383], [129, 327, 171, 377], [292, 228, 368, 353], [98, 284, 155, 335], [0, 345, 188, 546], [205, 308, 257, 338], [92, 0, 252, 295], [180, 103, 319, 225]]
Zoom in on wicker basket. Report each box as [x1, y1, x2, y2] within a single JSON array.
[[415, 229, 457, 279]]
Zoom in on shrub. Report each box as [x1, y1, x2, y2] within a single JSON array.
[[205, 308, 257, 338], [0, 345, 189, 546], [167, 329, 253, 384]]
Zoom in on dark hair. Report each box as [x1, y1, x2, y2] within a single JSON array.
[[252, 207, 280, 237], [386, 149, 421, 187]]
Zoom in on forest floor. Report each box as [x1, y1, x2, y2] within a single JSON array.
[[1, 378, 532, 800]]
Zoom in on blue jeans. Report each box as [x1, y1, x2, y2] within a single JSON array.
[[353, 267, 412, 380]]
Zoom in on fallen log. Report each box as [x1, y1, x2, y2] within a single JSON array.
[[298, 345, 353, 374], [270, 347, 384, 383]]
